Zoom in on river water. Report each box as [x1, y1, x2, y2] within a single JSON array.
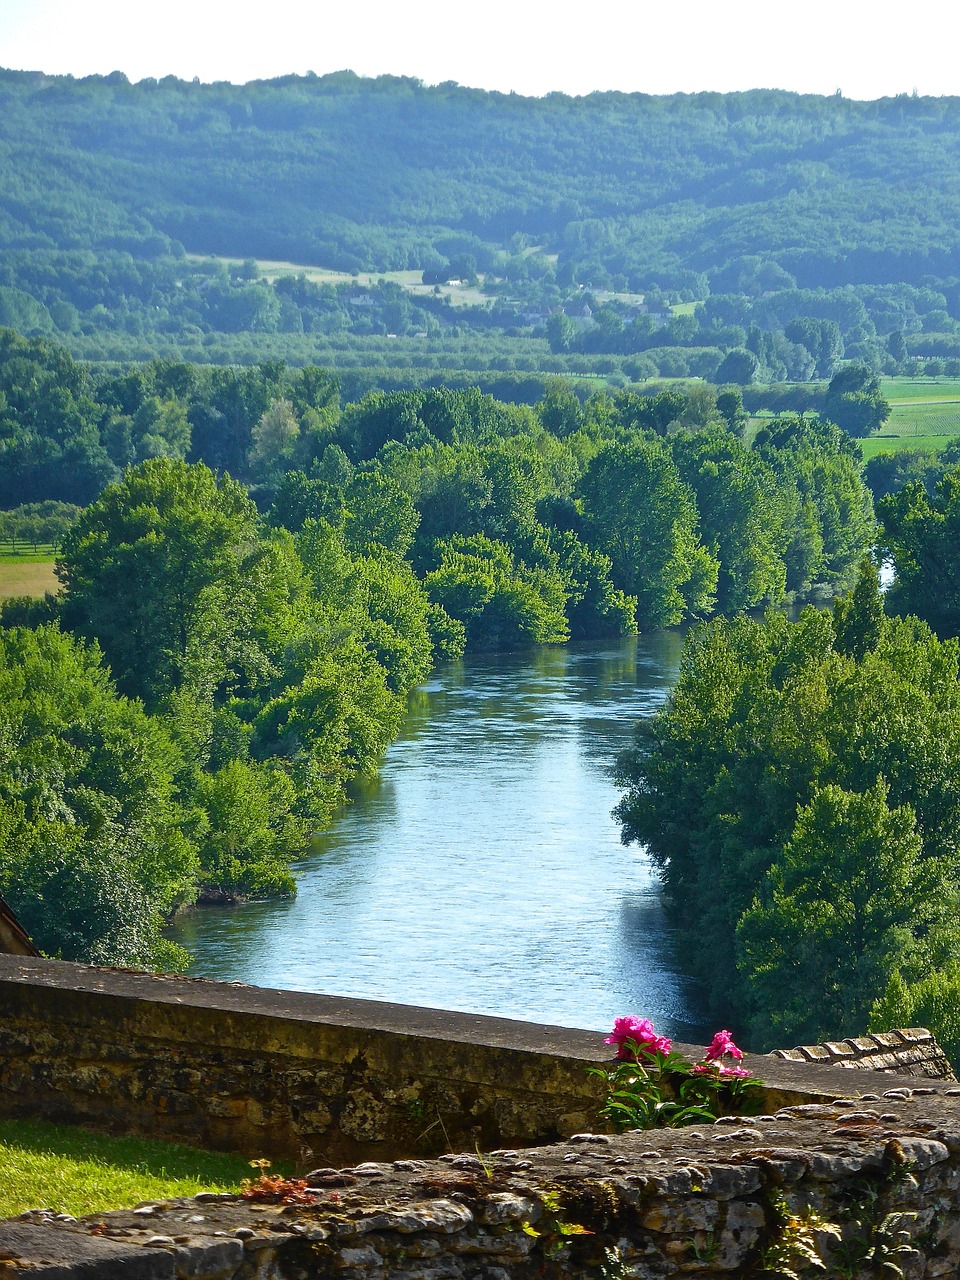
[[169, 633, 710, 1040]]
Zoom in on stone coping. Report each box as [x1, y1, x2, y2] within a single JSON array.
[[0, 954, 606, 1059]]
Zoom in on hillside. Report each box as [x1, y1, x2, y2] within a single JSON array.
[[3, 70, 960, 373], [5, 71, 960, 285]]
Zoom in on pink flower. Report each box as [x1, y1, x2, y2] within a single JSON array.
[[692, 1062, 752, 1079], [605, 1016, 672, 1060], [705, 1030, 744, 1063]]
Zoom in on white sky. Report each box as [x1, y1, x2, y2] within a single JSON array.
[[1, 0, 958, 100]]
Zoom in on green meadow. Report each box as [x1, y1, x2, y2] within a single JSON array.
[[859, 378, 960, 455]]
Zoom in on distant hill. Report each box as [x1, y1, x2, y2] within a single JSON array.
[[3, 69, 960, 290]]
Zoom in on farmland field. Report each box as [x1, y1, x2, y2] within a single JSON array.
[[865, 378, 960, 453], [185, 254, 492, 308], [887, 400, 960, 435]]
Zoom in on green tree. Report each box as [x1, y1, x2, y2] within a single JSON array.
[[194, 760, 302, 898], [57, 459, 262, 708], [248, 397, 300, 482], [341, 471, 420, 556], [823, 364, 890, 438], [612, 388, 686, 436], [537, 381, 584, 437], [880, 466, 960, 637], [131, 396, 192, 462], [549, 529, 637, 638], [870, 968, 960, 1072], [784, 318, 844, 379], [0, 625, 197, 967], [579, 440, 718, 628], [670, 429, 787, 613], [615, 596, 960, 1042], [738, 781, 942, 1046], [832, 558, 884, 660], [715, 389, 747, 436], [425, 533, 569, 649], [714, 348, 758, 385], [755, 415, 875, 592]]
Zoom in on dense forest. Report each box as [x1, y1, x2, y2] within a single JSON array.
[[2, 69, 960, 378], [0, 330, 877, 970]]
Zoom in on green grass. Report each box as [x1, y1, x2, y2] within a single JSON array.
[[885, 400, 960, 436], [881, 377, 960, 403], [860, 434, 950, 459], [0, 1118, 252, 1218]]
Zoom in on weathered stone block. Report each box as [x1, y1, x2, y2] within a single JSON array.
[[640, 1198, 720, 1233], [0, 1223, 175, 1279]]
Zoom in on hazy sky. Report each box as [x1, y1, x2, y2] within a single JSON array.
[[2, 0, 958, 100]]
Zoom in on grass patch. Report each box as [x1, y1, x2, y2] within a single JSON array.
[[0, 1118, 252, 1218], [0, 557, 57, 599], [860, 434, 951, 459]]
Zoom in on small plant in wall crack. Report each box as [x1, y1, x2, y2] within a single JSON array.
[[522, 1190, 594, 1261], [685, 1230, 720, 1264], [240, 1158, 316, 1205], [761, 1196, 842, 1279]]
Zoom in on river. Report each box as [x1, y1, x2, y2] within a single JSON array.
[[168, 633, 710, 1041]]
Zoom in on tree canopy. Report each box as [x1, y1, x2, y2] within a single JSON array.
[[615, 563, 960, 1049]]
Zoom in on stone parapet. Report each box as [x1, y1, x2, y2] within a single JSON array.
[[0, 954, 613, 1166], [0, 954, 918, 1168]]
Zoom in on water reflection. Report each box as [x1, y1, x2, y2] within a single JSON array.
[[169, 633, 709, 1040]]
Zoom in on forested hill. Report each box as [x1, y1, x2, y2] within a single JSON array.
[[4, 67, 960, 291]]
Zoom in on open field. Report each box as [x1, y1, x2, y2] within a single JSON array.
[[887, 400, 960, 437], [185, 254, 492, 308], [0, 554, 58, 599], [0, 1118, 251, 1218], [863, 378, 960, 451]]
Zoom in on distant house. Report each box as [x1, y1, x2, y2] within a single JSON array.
[[561, 301, 594, 329], [0, 895, 38, 956]]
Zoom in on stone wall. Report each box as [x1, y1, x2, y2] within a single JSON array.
[[0, 954, 614, 1166], [2, 955, 914, 1171], [7, 1086, 960, 1278], [7, 954, 960, 1276]]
